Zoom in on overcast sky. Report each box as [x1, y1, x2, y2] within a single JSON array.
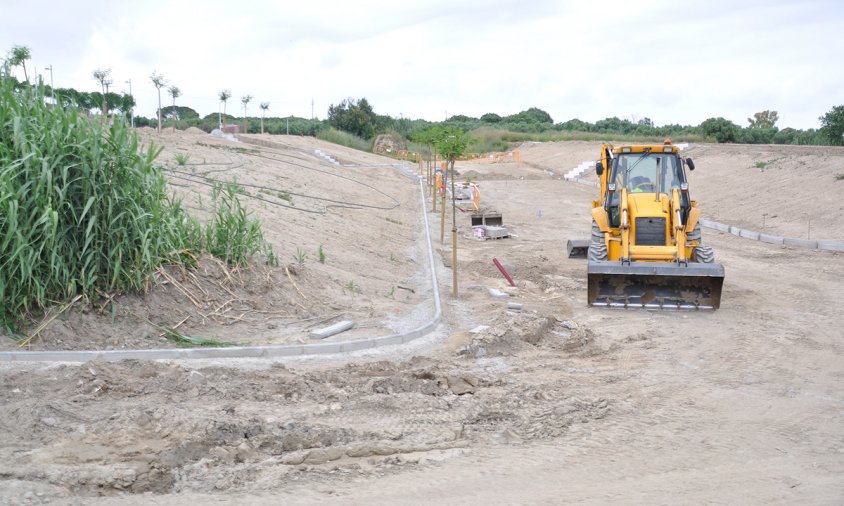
[[2, 0, 843, 129]]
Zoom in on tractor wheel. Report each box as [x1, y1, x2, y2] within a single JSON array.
[[686, 223, 702, 245], [692, 244, 715, 263], [588, 221, 608, 261]]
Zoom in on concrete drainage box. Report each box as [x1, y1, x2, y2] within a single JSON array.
[[471, 212, 503, 227]]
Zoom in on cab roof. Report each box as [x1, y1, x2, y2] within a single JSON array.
[[612, 144, 680, 154]]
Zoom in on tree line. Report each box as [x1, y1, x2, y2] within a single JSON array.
[[5, 44, 844, 147]]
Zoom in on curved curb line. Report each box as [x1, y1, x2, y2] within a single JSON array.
[[699, 218, 844, 252], [0, 175, 442, 363]]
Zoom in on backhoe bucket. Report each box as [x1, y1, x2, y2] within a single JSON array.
[[567, 239, 589, 258], [587, 261, 724, 309]]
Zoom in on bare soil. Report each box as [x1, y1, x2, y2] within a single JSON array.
[[1, 133, 843, 505]]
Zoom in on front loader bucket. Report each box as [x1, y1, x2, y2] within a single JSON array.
[[587, 261, 724, 309], [567, 239, 589, 258]]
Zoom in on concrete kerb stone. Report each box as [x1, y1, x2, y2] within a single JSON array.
[[759, 233, 784, 245], [783, 237, 818, 249], [0, 169, 444, 364], [818, 240, 844, 252], [738, 229, 761, 241]]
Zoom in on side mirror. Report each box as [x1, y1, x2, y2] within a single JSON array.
[[686, 157, 695, 171], [595, 160, 604, 176]]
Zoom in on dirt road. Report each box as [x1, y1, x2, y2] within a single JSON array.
[[1, 134, 842, 504]]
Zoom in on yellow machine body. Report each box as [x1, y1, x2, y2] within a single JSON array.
[[584, 142, 724, 309]]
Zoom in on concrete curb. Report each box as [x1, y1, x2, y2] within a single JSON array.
[[567, 173, 844, 252], [0, 172, 443, 363]]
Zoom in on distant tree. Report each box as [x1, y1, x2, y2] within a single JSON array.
[[168, 85, 181, 131], [161, 105, 198, 120], [218, 89, 232, 128], [748, 110, 779, 129], [700, 117, 739, 143], [88, 91, 105, 116], [7, 45, 31, 83], [508, 107, 553, 124], [557, 118, 592, 131], [77, 91, 95, 114], [105, 92, 122, 115], [259, 102, 269, 134], [327, 97, 377, 138], [433, 126, 469, 170], [411, 126, 442, 177], [819, 105, 844, 145], [92, 68, 111, 119], [595, 116, 636, 134], [241, 95, 252, 132], [150, 71, 167, 132], [637, 117, 654, 128], [738, 126, 776, 144], [118, 93, 136, 117], [480, 113, 502, 123], [433, 125, 469, 297]]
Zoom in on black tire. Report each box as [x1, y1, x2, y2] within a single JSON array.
[[692, 244, 715, 263], [686, 223, 701, 245], [588, 221, 608, 261]]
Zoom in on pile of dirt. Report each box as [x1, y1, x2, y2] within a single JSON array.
[[372, 133, 407, 155]]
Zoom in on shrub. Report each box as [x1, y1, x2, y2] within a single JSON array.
[[316, 127, 371, 152], [204, 181, 269, 267], [0, 73, 201, 330]]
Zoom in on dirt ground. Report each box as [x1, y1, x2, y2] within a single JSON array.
[[1, 133, 843, 505]]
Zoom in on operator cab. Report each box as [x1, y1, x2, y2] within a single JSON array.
[[603, 145, 694, 227]]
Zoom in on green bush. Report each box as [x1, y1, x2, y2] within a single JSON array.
[[0, 74, 202, 330], [700, 117, 740, 143], [204, 181, 268, 267], [316, 127, 371, 152]]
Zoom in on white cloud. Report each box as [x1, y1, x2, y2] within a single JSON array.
[[2, 0, 843, 128]]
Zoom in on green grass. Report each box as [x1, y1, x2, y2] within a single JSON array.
[[345, 280, 361, 295], [0, 70, 274, 332], [204, 181, 271, 267], [317, 127, 372, 152], [836, 173, 844, 181], [466, 127, 707, 152], [0, 73, 204, 331], [278, 191, 292, 203], [174, 153, 190, 166], [317, 244, 326, 264], [293, 248, 307, 267]]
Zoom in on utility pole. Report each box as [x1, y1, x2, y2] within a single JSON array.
[[45, 65, 54, 105], [125, 79, 133, 127], [104, 79, 113, 121], [311, 98, 314, 120], [286, 116, 289, 135]]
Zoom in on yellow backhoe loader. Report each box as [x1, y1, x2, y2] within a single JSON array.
[[568, 141, 724, 309]]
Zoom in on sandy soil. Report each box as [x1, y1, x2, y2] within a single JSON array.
[[1, 133, 843, 505]]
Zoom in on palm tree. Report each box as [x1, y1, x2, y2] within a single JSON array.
[[241, 95, 252, 133], [8, 45, 31, 83], [92, 68, 111, 120], [168, 85, 181, 132], [259, 102, 270, 134], [218, 89, 231, 129], [150, 71, 167, 132]]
